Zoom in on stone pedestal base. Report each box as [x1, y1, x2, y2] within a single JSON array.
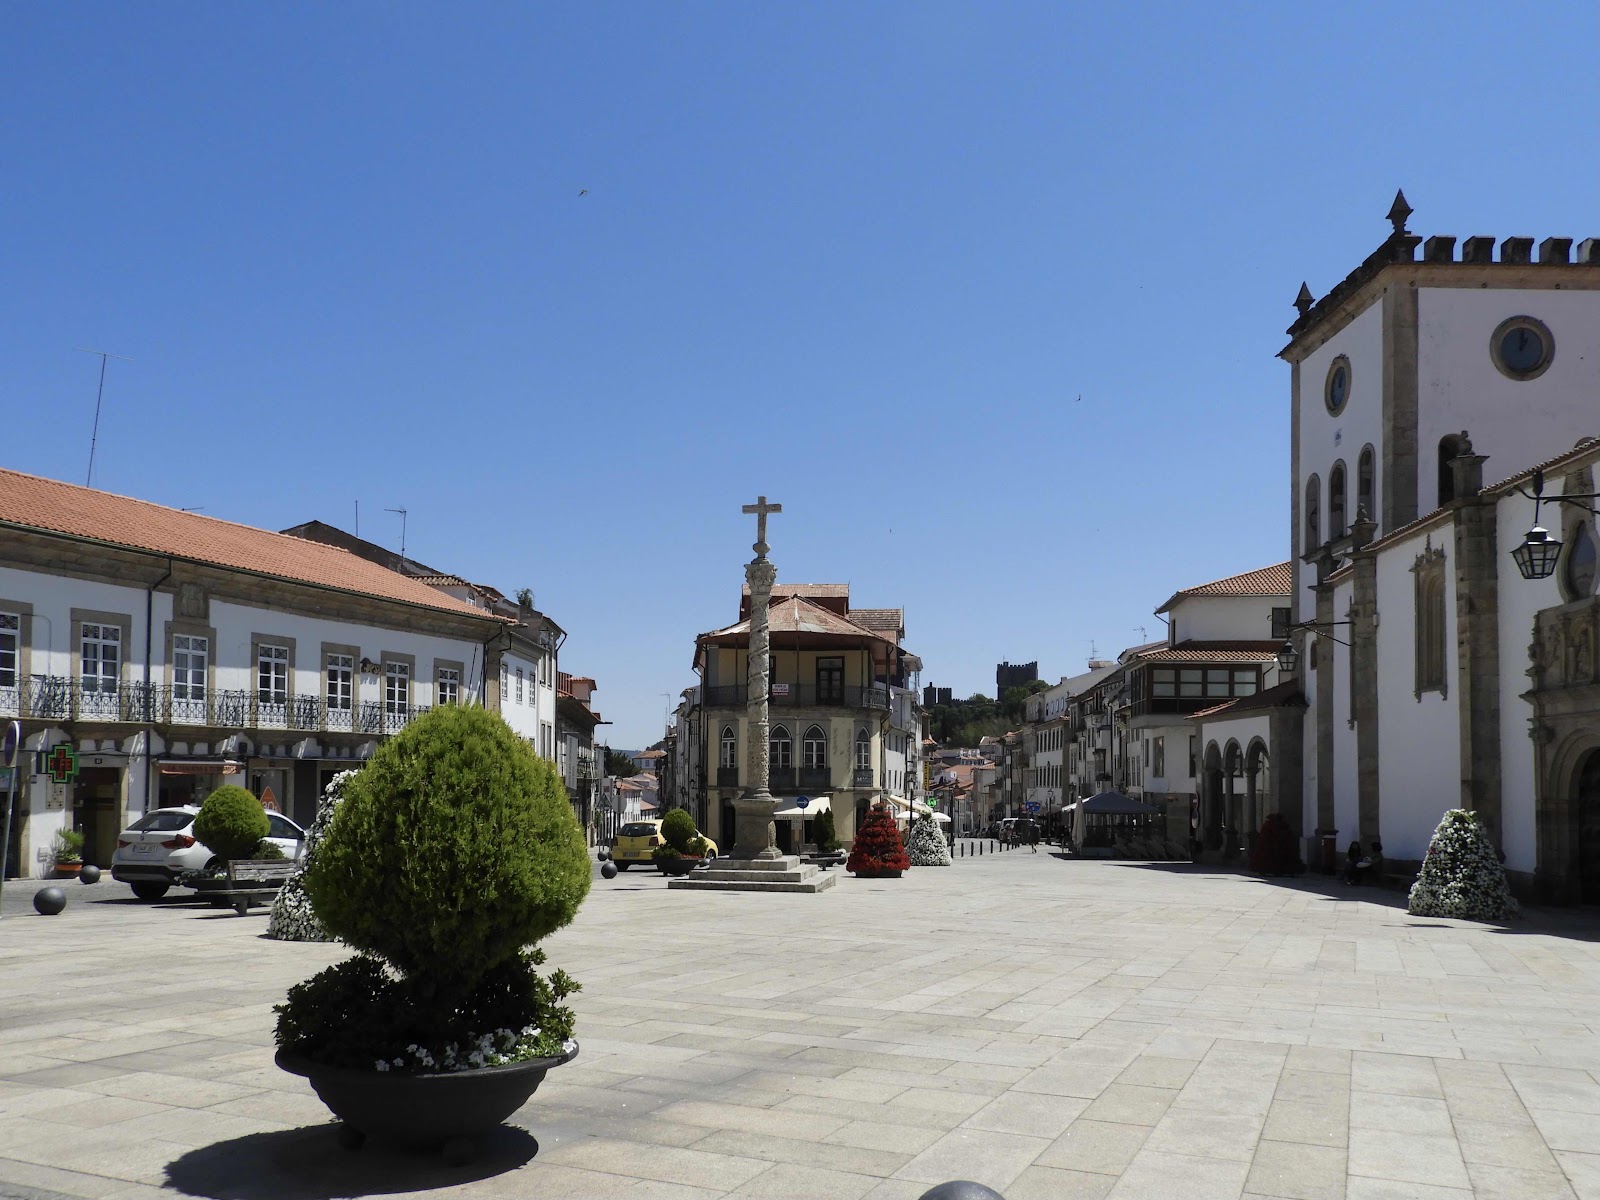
[[729, 793, 783, 860], [667, 855, 837, 894]]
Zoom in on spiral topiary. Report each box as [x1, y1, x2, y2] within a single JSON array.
[[192, 785, 270, 862], [266, 769, 357, 942]]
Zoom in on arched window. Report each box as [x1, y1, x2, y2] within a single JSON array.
[[1357, 445, 1376, 524], [1438, 434, 1465, 507], [803, 725, 827, 769], [1305, 474, 1322, 550], [855, 729, 872, 771], [1412, 542, 1448, 698], [719, 725, 737, 770], [1329, 461, 1348, 539], [769, 725, 792, 772]]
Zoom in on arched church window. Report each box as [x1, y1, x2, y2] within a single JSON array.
[[1412, 542, 1448, 699], [1305, 475, 1322, 550], [719, 725, 737, 770], [1564, 521, 1598, 600], [855, 729, 872, 771], [803, 725, 827, 769], [1438, 434, 1465, 507], [1329, 461, 1348, 539], [1358, 445, 1376, 524]]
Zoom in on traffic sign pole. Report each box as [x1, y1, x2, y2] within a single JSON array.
[[0, 721, 22, 919]]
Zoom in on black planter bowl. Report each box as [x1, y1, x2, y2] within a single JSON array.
[[654, 857, 699, 876], [851, 868, 904, 879], [276, 1041, 578, 1160]]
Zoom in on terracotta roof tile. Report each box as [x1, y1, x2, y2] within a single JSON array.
[[1156, 562, 1292, 613], [739, 582, 850, 598], [849, 607, 904, 636], [1130, 640, 1282, 665], [0, 468, 496, 621], [700, 595, 897, 646]]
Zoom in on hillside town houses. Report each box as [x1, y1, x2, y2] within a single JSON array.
[[0, 469, 604, 879]]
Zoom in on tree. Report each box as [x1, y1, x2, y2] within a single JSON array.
[[605, 749, 639, 778], [1001, 680, 1050, 723], [514, 587, 534, 607]]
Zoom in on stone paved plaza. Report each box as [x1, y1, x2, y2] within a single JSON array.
[[3, 851, 1600, 1200]]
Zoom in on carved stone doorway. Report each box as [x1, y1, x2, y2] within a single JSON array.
[[1580, 750, 1600, 905]]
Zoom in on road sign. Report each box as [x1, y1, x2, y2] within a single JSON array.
[[795, 796, 810, 810], [1, 721, 18, 768], [1024, 802, 1040, 813]]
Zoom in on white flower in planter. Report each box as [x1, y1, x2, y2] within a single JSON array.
[[906, 814, 952, 866], [1407, 808, 1519, 921], [266, 770, 358, 942]]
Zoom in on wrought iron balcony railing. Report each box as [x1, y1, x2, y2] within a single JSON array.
[[703, 683, 890, 711]]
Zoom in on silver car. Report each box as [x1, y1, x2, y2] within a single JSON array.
[[111, 806, 306, 900]]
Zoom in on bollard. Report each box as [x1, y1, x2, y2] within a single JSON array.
[[918, 1182, 1007, 1200]]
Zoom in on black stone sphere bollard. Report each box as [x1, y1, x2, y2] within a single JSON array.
[[918, 1183, 1007, 1200], [33, 887, 67, 915], [79, 865, 101, 884], [601, 861, 618, 880], [597, 847, 611, 861]]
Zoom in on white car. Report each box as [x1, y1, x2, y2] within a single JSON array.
[[111, 806, 306, 900]]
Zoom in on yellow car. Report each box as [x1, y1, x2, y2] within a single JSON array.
[[611, 820, 718, 870]]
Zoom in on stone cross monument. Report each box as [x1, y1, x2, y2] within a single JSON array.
[[732, 495, 783, 860]]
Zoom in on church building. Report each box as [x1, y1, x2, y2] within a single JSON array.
[[1282, 194, 1600, 901]]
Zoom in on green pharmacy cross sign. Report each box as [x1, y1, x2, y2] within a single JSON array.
[[45, 744, 78, 784]]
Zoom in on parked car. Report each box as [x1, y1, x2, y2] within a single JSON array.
[[610, 819, 718, 870], [110, 806, 306, 900]]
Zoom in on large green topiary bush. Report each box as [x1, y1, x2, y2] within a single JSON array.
[[659, 808, 697, 853], [277, 706, 590, 1073], [193, 785, 269, 861], [304, 704, 591, 989]]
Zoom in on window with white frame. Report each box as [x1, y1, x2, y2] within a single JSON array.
[[803, 725, 827, 769], [0, 612, 18, 690], [516, 668, 525, 703], [327, 654, 354, 712], [720, 725, 737, 769], [173, 634, 207, 703], [258, 644, 289, 702], [854, 729, 871, 771], [81, 623, 120, 693], [541, 722, 553, 760], [436, 667, 459, 707], [769, 725, 792, 772], [385, 662, 410, 714], [500, 662, 508, 704], [1152, 736, 1165, 778]]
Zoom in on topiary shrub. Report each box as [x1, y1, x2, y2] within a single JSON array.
[[905, 814, 951, 866], [277, 706, 590, 1072], [1408, 809, 1519, 921], [267, 769, 356, 943], [660, 808, 697, 853], [253, 839, 287, 861], [193, 785, 269, 861], [847, 802, 911, 876], [812, 809, 839, 854]]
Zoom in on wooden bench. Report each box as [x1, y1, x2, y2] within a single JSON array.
[[193, 859, 293, 915]]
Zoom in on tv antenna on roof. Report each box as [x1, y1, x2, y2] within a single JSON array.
[[385, 508, 408, 560], [76, 348, 131, 487]]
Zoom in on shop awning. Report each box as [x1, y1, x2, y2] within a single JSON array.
[[159, 759, 244, 775], [772, 795, 831, 818]]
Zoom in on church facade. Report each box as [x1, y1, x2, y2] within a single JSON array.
[[1281, 195, 1600, 901]]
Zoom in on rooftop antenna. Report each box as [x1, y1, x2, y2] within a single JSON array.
[[1136, 626, 1147, 642], [76, 348, 131, 487], [180, 506, 205, 513], [385, 507, 408, 560]]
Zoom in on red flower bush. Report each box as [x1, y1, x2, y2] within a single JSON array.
[[847, 803, 910, 876], [1249, 812, 1301, 876]]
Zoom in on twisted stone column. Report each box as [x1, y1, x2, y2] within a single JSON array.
[[732, 554, 781, 859]]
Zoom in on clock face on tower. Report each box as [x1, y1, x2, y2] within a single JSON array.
[[1492, 316, 1554, 380], [1324, 356, 1351, 416]]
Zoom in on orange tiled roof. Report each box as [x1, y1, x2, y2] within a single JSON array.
[[740, 582, 849, 598], [0, 468, 497, 621], [1129, 640, 1283, 665], [1155, 562, 1292, 613], [849, 607, 904, 636]]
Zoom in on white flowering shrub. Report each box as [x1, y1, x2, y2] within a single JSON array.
[[906, 815, 952, 866], [266, 769, 357, 942], [1407, 808, 1519, 922]]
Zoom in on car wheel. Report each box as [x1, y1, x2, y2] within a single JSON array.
[[130, 881, 170, 901], [615, 863, 630, 871]]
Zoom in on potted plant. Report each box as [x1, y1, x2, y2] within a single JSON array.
[[653, 809, 704, 876], [905, 813, 951, 867], [185, 785, 282, 893], [847, 802, 911, 879], [274, 705, 591, 1163], [53, 829, 85, 878]]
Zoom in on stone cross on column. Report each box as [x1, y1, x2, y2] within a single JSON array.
[[733, 495, 783, 859]]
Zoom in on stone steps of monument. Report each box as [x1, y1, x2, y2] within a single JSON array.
[[691, 867, 818, 883], [667, 872, 837, 894]]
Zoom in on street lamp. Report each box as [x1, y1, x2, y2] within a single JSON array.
[[1509, 466, 1600, 581], [1276, 641, 1300, 675]]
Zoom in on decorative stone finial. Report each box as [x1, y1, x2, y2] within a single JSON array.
[[1457, 430, 1473, 456], [1387, 189, 1413, 235], [1294, 282, 1314, 315]]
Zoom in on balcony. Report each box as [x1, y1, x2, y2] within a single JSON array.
[[2, 676, 431, 736], [703, 683, 890, 711], [716, 766, 739, 788]]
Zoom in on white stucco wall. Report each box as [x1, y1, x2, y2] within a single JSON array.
[[1372, 528, 1460, 863], [1168, 595, 1283, 644], [1418, 288, 1600, 509]]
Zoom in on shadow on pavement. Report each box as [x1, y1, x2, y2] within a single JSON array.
[[165, 1124, 539, 1199]]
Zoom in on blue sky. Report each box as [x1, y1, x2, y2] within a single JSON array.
[[4, 2, 1595, 749]]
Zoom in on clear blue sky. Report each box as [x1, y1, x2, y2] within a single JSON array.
[[4, 3, 1595, 749]]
